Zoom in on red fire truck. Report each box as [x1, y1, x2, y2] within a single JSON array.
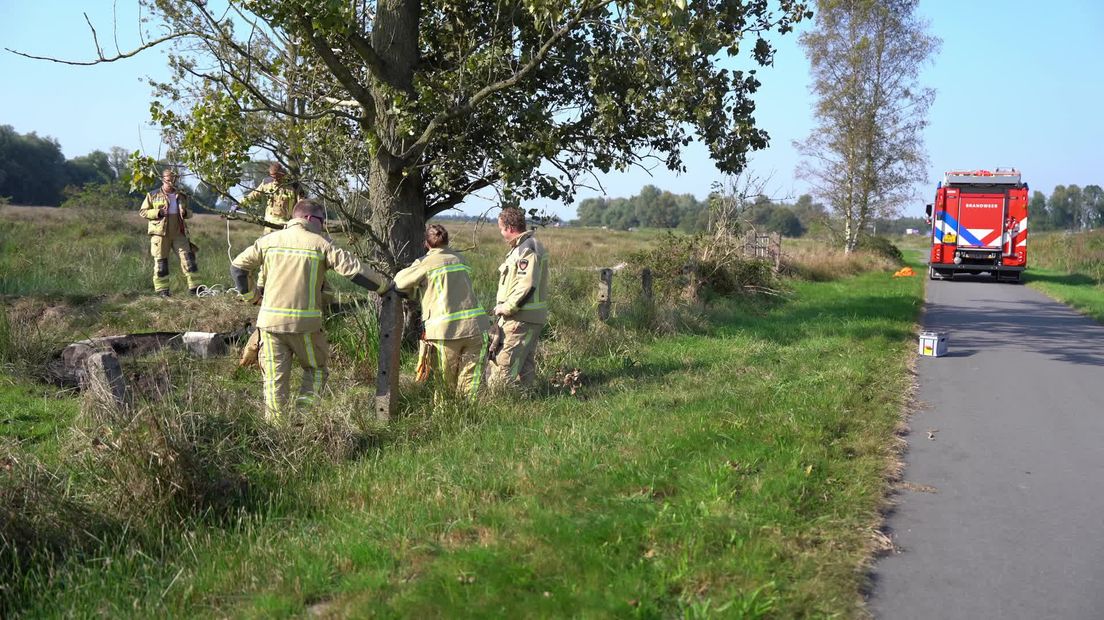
[[926, 168, 1028, 282]]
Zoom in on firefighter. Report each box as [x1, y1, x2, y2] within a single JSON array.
[[243, 162, 299, 233], [490, 206, 550, 388], [394, 224, 490, 398], [229, 199, 392, 422], [236, 164, 317, 367], [139, 168, 201, 297]]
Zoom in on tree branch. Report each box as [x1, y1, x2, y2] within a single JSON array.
[[426, 174, 499, 216], [296, 13, 376, 118], [345, 31, 395, 89], [6, 11, 192, 66], [399, 1, 602, 161]]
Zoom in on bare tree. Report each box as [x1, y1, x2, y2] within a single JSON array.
[[795, 0, 939, 252]]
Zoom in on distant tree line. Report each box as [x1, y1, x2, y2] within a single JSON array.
[[1027, 185, 1104, 231], [575, 186, 709, 232], [739, 193, 828, 237], [575, 185, 828, 237], [0, 125, 234, 211], [0, 125, 128, 207]]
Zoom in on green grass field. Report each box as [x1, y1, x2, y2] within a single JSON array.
[[2, 206, 920, 617]]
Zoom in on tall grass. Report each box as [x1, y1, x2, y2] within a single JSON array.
[[1030, 229, 1104, 282], [1024, 230, 1104, 322], [782, 244, 899, 282], [0, 207, 256, 298]]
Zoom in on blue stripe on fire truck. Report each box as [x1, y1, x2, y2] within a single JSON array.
[[936, 212, 984, 247]]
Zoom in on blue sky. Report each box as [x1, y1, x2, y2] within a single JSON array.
[[2, 1, 1102, 219]]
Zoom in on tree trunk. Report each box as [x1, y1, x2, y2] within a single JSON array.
[[368, 163, 426, 271], [369, 0, 424, 271]]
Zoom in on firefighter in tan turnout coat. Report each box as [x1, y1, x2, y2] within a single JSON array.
[[394, 225, 490, 398], [236, 163, 311, 367], [230, 200, 391, 421], [139, 169, 201, 296], [491, 206, 550, 388], [243, 162, 298, 233]]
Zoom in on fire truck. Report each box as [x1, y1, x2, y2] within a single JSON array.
[[926, 168, 1028, 282]]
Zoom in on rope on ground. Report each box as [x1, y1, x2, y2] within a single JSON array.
[[194, 284, 243, 298]]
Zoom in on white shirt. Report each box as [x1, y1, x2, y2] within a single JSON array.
[[166, 192, 179, 215]]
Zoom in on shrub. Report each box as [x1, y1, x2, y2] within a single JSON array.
[[629, 232, 786, 303], [60, 182, 137, 211], [856, 235, 904, 266]]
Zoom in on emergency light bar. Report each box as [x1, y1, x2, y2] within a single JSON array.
[[943, 168, 1021, 185]]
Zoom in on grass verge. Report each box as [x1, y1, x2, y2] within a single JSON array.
[[5, 267, 923, 618], [1025, 268, 1104, 323], [1024, 229, 1104, 323]]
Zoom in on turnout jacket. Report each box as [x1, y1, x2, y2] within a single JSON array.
[[244, 179, 297, 231], [139, 189, 192, 236], [231, 218, 389, 333], [495, 230, 550, 325], [394, 247, 490, 340]]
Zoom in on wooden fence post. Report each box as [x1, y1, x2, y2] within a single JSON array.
[[640, 267, 653, 304], [773, 232, 782, 270], [374, 290, 404, 422], [682, 259, 701, 304], [598, 268, 613, 321]]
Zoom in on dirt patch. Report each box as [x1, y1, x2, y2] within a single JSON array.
[[4, 298, 83, 330], [439, 525, 498, 550]]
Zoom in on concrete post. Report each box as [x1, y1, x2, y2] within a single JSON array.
[[181, 332, 227, 358], [374, 290, 404, 422], [84, 351, 128, 411]]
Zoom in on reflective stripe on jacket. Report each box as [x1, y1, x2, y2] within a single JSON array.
[[231, 218, 389, 333], [394, 247, 490, 340], [139, 190, 192, 236], [495, 230, 550, 325]]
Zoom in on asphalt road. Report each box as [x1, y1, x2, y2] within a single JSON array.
[[869, 275, 1104, 619]]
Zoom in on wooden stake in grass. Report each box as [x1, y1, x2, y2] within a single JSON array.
[[598, 268, 613, 321], [374, 290, 404, 422], [641, 267, 653, 304]]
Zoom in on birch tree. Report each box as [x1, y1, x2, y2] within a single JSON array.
[[795, 0, 938, 252]]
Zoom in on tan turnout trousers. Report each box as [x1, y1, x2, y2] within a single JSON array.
[[150, 214, 199, 292], [258, 329, 330, 422], [231, 218, 389, 421], [426, 333, 490, 398], [490, 319, 541, 388]]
